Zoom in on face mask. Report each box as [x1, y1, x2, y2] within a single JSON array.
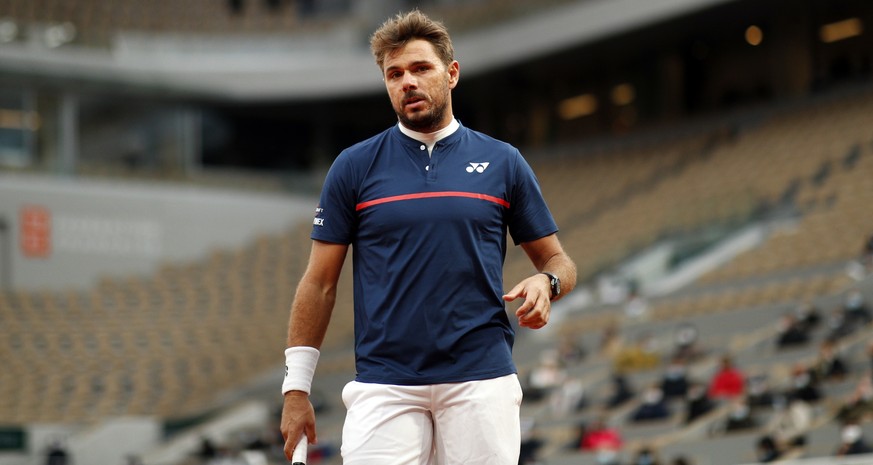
[[842, 425, 862, 444], [597, 449, 618, 464]]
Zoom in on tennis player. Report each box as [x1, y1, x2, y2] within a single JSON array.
[[280, 9, 577, 464]]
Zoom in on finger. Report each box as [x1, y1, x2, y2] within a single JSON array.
[[503, 283, 525, 302], [514, 297, 534, 317], [284, 431, 298, 460], [305, 423, 318, 445]]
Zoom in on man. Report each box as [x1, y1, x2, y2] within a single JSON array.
[[280, 10, 576, 464]]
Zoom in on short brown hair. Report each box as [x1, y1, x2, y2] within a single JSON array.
[[370, 10, 454, 71]]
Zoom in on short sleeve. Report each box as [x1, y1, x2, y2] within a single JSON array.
[[507, 150, 558, 245], [311, 152, 358, 245]]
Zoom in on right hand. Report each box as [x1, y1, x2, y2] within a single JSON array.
[[280, 391, 317, 461]]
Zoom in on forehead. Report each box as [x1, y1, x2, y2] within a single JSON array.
[[384, 39, 442, 69]]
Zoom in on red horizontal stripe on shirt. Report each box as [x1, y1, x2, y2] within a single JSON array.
[[356, 191, 510, 211]]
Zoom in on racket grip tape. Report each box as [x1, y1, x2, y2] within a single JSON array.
[[291, 434, 307, 465]]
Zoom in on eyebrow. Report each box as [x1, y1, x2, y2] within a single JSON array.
[[385, 60, 435, 74]]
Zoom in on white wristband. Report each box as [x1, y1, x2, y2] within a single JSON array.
[[282, 346, 320, 395]]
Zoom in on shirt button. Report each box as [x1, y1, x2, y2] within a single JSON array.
[[420, 145, 426, 151], [425, 166, 430, 171]]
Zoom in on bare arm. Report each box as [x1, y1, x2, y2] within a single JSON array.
[[281, 239, 349, 460], [286, 240, 349, 347], [503, 233, 577, 329]]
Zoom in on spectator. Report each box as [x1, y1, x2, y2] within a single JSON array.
[[811, 339, 849, 382], [826, 306, 857, 342], [844, 289, 872, 326], [557, 334, 587, 366], [746, 374, 775, 408], [606, 373, 635, 409], [708, 355, 745, 400], [670, 456, 693, 465], [625, 290, 650, 320], [549, 377, 587, 416], [775, 313, 811, 348], [685, 382, 715, 424], [755, 435, 782, 462], [672, 322, 702, 361], [580, 417, 623, 459], [198, 437, 218, 459], [631, 385, 671, 422], [766, 395, 813, 449], [723, 397, 756, 432], [660, 356, 690, 399], [631, 446, 661, 465], [519, 418, 545, 465], [787, 363, 822, 404], [524, 350, 567, 402], [794, 300, 822, 332], [45, 442, 69, 465], [614, 332, 661, 373], [836, 422, 873, 456], [599, 321, 621, 357], [835, 376, 873, 424]]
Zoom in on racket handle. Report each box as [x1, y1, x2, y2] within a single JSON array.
[[291, 434, 308, 465]]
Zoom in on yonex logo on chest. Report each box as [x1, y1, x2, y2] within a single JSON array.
[[466, 162, 490, 173]]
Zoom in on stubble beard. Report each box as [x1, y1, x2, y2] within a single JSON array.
[[395, 88, 450, 133]]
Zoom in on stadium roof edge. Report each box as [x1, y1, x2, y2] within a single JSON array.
[[0, 0, 740, 101]]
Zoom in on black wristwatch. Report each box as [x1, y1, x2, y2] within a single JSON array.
[[540, 272, 560, 300]]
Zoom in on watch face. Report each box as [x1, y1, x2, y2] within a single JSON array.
[[543, 272, 559, 299]]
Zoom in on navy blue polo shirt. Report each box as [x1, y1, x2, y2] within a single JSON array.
[[312, 122, 558, 385]]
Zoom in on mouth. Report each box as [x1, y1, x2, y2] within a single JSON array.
[[403, 95, 427, 111]]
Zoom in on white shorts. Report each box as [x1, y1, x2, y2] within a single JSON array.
[[340, 374, 522, 465]]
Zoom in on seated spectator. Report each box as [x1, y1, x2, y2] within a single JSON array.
[[605, 373, 635, 409], [746, 374, 775, 408], [836, 422, 873, 456], [579, 417, 623, 452], [811, 339, 849, 382], [614, 332, 661, 373], [524, 350, 566, 402], [624, 290, 650, 320], [549, 377, 587, 416], [557, 334, 587, 366], [660, 356, 690, 399], [599, 321, 621, 357], [835, 376, 873, 424], [519, 419, 545, 465], [766, 395, 813, 449], [794, 300, 822, 332], [843, 289, 872, 326], [45, 442, 69, 465], [723, 397, 756, 432], [685, 382, 715, 424], [787, 363, 822, 404], [630, 446, 662, 465], [755, 435, 783, 463], [631, 385, 671, 422], [825, 306, 855, 342], [775, 313, 811, 348], [708, 355, 745, 400], [672, 322, 702, 361]]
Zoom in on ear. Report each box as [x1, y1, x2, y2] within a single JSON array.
[[447, 60, 460, 89]]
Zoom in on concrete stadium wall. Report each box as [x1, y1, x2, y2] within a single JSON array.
[[0, 173, 317, 291]]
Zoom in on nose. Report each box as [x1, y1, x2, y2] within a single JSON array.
[[401, 72, 417, 91]]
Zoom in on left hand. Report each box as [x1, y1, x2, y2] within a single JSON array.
[[503, 274, 551, 329]]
